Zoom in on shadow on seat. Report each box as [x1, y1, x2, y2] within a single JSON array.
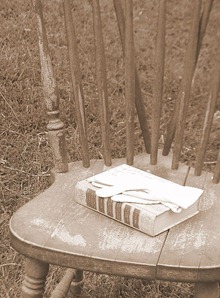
[[10, 0, 220, 297]]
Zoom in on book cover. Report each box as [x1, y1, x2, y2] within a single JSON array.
[[74, 164, 202, 236]]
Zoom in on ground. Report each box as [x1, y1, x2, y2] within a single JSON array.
[[1, 0, 220, 297]]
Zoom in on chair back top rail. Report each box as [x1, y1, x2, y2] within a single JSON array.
[[33, 0, 220, 183]]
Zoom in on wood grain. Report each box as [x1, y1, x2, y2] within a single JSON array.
[[10, 157, 167, 279], [92, 0, 112, 166], [10, 152, 220, 287], [151, 0, 166, 165], [64, 0, 90, 168], [124, 0, 135, 165], [213, 149, 220, 184], [22, 258, 49, 298], [113, 0, 151, 154], [157, 168, 220, 282], [194, 37, 220, 176], [172, 0, 202, 170], [50, 269, 82, 298], [33, 0, 68, 173]]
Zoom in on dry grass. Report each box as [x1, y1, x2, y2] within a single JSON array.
[[1, 0, 220, 297]]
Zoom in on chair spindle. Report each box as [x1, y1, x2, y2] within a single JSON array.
[[151, 0, 166, 165], [92, 0, 112, 166], [124, 0, 135, 165], [197, 0, 214, 59], [50, 269, 76, 298], [33, 0, 68, 173], [113, 0, 151, 154], [195, 39, 220, 176], [64, 0, 90, 168], [172, 0, 202, 170], [213, 150, 220, 184], [163, 0, 213, 157], [50, 269, 83, 298]]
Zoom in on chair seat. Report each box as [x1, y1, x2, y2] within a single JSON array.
[[10, 153, 220, 283], [158, 167, 220, 283]]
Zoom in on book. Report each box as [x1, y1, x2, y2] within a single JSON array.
[[74, 164, 203, 236]]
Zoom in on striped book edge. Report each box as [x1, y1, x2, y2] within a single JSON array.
[[74, 166, 199, 236], [75, 180, 158, 236]]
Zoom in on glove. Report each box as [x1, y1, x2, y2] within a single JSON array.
[[87, 166, 203, 212]]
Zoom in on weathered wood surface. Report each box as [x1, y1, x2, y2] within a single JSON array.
[[10, 157, 166, 279], [113, 0, 151, 154], [22, 258, 49, 298], [151, 0, 166, 165], [163, 0, 205, 160], [172, 0, 202, 170], [50, 269, 82, 298], [124, 0, 135, 165], [63, 0, 90, 168], [194, 36, 220, 176], [11, 152, 219, 283], [33, 0, 68, 173], [68, 269, 84, 297], [157, 167, 220, 282], [213, 150, 220, 184], [92, 0, 112, 166]]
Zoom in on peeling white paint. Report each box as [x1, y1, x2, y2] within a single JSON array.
[[173, 221, 206, 250], [52, 228, 86, 247], [199, 188, 216, 211], [99, 229, 123, 251], [99, 227, 161, 253], [31, 217, 48, 227], [193, 232, 206, 249], [31, 217, 86, 247], [120, 234, 162, 254]]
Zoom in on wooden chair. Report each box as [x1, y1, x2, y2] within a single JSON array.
[[10, 0, 220, 297]]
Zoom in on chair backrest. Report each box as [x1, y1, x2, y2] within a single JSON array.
[[33, 0, 220, 182]]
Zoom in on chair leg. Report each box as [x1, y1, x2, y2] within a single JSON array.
[[194, 282, 219, 298], [68, 269, 84, 297], [21, 258, 49, 298]]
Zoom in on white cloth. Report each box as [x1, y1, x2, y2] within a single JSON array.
[[87, 166, 203, 213]]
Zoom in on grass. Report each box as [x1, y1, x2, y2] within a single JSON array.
[[1, 0, 220, 297]]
